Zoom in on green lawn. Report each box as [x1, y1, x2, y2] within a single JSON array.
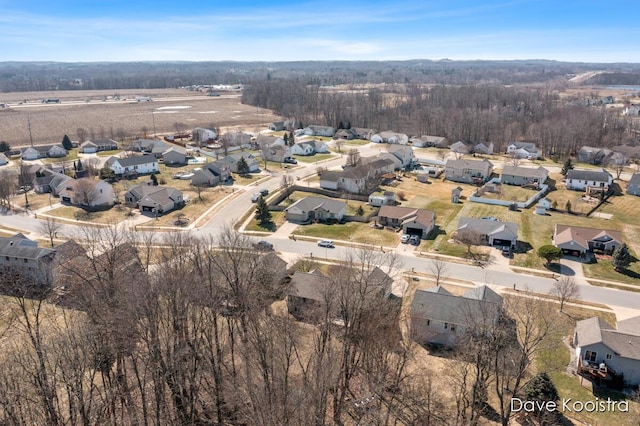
[[583, 256, 640, 285], [292, 153, 336, 163], [96, 149, 121, 157], [293, 222, 399, 246], [245, 211, 286, 233]]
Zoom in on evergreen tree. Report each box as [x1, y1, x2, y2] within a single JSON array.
[[61, 134, 73, 150], [73, 161, 77, 171], [255, 196, 272, 225], [537, 245, 562, 266], [560, 158, 574, 176], [237, 156, 250, 176], [346, 121, 351, 129], [288, 131, 295, 146], [283, 133, 289, 145], [150, 173, 158, 186], [76, 159, 83, 171], [612, 243, 631, 272], [0, 141, 10, 152], [337, 120, 344, 130], [524, 372, 559, 404], [565, 200, 572, 213]]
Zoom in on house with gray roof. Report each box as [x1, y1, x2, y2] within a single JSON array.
[[132, 139, 169, 155], [627, 173, 640, 196], [410, 285, 503, 347], [106, 154, 159, 176], [291, 140, 329, 156], [32, 168, 72, 195], [285, 196, 347, 223], [0, 234, 56, 284], [124, 183, 184, 214], [456, 217, 519, 248], [387, 144, 415, 168], [350, 127, 376, 140], [301, 125, 335, 137], [0, 152, 8, 166], [412, 135, 448, 148], [506, 141, 539, 159], [80, 138, 118, 153], [191, 160, 231, 187], [371, 131, 409, 145], [500, 165, 549, 186], [565, 168, 613, 192], [21, 144, 67, 161], [162, 146, 187, 166], [574, 316, 640, 387], [445, 158, 494, 184], [377, 206, 435, 239], [221, 152, 259, 173]]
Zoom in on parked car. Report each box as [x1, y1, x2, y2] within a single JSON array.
[[401, 234, 410, 244], [251, 193, 262, 202], [284, 157, 298, 164], [254, 241, 274, 251], [318, 240, 334, 248], [259, 188, 269, 196], [409, 235, 420, 245], [501, 246, 512, 257]]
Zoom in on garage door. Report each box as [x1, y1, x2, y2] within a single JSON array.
[[405, 227, 423, 238], [492, 238, 512, 247], [142, 206, 153, 212]]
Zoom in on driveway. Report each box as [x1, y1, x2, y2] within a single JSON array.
[[558, 255, 588, 284]]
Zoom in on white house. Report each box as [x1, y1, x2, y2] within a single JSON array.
[[21, 145, 67, 160], [506, 141, 539, 159], [106, 154, 159, 176], [566, 169, 613, 192], [0, 153, 8, 166], [369, 191, 396, 207], [58, 179, 114, 208], [371, 131, 409, 145], [302, 125, 335, 137], [412, 135, 448, 148], [291, 140, 328, 156], [387, 145, 415, 168]]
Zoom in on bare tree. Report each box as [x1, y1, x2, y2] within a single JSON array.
[[0, 168, 17, 210], [345, 148, 360, 167], [454, 228, 483, 258], [429, 258, 449, 286], [77, 127, 88, 143], [38, 217, 63, 247], [280, 173, 295, 200], [73, 178, 99, 208], [550, 276, 580, 312]]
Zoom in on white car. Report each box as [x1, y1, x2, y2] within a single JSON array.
[[317, 240, 334, 248], [401, 234, 410, 244], [251, 193, 262, 203]]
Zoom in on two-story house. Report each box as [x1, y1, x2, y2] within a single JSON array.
[[445, 158, 494, 184]]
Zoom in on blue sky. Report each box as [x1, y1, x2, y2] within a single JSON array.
[[0, 0, 638, 62]]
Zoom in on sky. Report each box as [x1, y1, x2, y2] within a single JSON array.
[[0, 0, 638, 63]]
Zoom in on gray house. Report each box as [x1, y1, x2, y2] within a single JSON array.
[[445, 158, 494, 184], [500, 165, 549, 186], [410, 285, 503, 347], [162, 146, 187, 166], [456, 217, 519, 248], [284, 197, 347, 223], [574, 316, 640, 387], [627, 173, 640, 196], [0, 234, 56, 284], [191, 160, 231, 187], [377, 206, 435, 239], [221, 152, 260, 173], [125, 184, 185, 214]]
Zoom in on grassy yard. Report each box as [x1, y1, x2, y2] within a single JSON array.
[[96, 149, 121, 157], [583, 254, 640, 285], [475, 183, 539, 203], [245, 211, 287, 232], [17, 192, 54, 211], [46, 205, 131, 223], [151, 188, 230, 227], [293, 222, 400, 247], [534, 302, 640, 426], [231, 173, 260, 186], [292, 153, 336, 163]]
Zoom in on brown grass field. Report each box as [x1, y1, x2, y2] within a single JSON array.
[[0, 88, 282, 147]]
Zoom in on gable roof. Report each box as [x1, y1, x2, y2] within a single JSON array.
[[288, 270, 330, 302], [411, 285, 503, 325], [566, 168, 612, 182], [110, 154, 157, 168], [576, 317, 640, 360], [508, 141, 537, 152], [446, 158, 493, 171], [285, 196, 346, 215], [553, 225, 623, 250], [457, 217, 519, 238], [629, 173, 640, 187], [501, 165, 548, 179], [378, 206, 435, 227], [0, 234, 54, 260]]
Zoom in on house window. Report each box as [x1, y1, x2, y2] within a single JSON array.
[[451, 325, 456, 332], [584, 350, 597, 363], [443, 322, 449, 330], [24, 259, 28, 263], [606, 353, 612, 360], [426, 319, 431, 326]]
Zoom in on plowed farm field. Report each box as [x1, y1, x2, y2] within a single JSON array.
[[0, 89, 281, 146]]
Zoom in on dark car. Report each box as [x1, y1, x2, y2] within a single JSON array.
[[284, 157, 298, 164], [501, 246, 512, 257], [259, 188, 269, 196], [254, 241, 274, 251]]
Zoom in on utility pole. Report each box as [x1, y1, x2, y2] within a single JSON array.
[[152, 109, 157, 137], [27, 114, 34, 147]]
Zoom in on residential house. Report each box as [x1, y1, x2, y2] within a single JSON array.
[[162, 146, 187, 166], [21, 144, 67, 160], [301, 125, 335, 137], [192, 127, 218, 143], [291, 140, 329, 156], [284, 196, 347, 223], [410, 285, 503, 347], [58, 178, 114, 208], [263, 144, 291, 163], [377, 206, 435, 239], [574, 316, 640, 388], [387, 145, 415, 168], [80, 138, 118, 153], [0, 234, 56, 284], [287, 266, 393, 321], [106, 154, 159, 176], [473, 141, 494, 155], [506, 141, 539, 159], [334, 129, 357, 140], [222, 132, 253, 148], [357, 156, 397, 174], [0, 153, 7, 166], [500, 165, 549, 186], [255, 134, 285, 147], [319, 168, 367, 194], [449, 141, 472, 155], [351, 127, 376, 140], [553, 225, 623, 256], [132, 139, 169, 157], [125, 184, 185, 214], [412, 135, 448, 148], [221, 152, 260, 173], [32, 168, 72, 195], [445, 158, 494, 184], [368, 191, 396, 207], [565, 168, 613, 192], [578, 146, 624, 165], [371, 131, 409, 145], [269, 121, 287, 131], [191, 160, 231, 187], [627, 173, 640, 196], [456, 217, 519, 248]]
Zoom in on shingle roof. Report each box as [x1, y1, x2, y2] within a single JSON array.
[[509, 141, 537, 152], [0, 235, 54, 260], [501, 165, 548, 179], [378, 206, 435, 228], [457, 217, 518, 238], [553, 225, 623, 250], [288, 270, 330, 302], [411, 285, 503, 325], [566, 168, 612, 182], [112, 154, 157, 167], [319, 170, 342, 182], [446, 158, 493, 171], [628, 173, 640, 187], [576, 317, 640, 360], [285, 196, 346, 215]]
